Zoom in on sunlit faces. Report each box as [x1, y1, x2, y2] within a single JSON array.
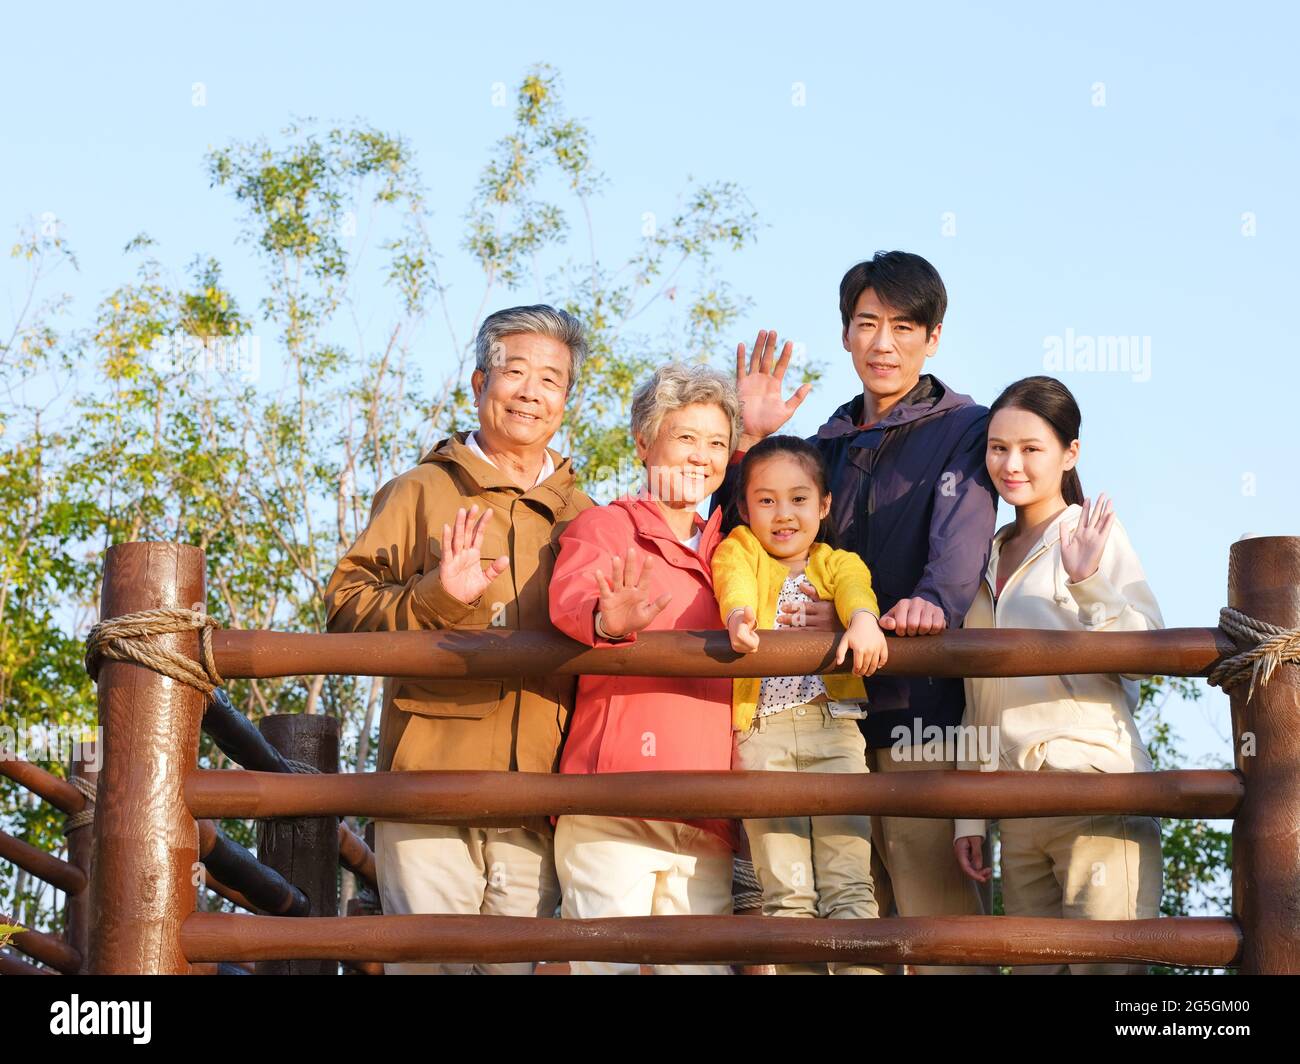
[[470, 332, 572, 453], [986, 406, 1079, 507], [635, 403, 732, 507], [842, 287, 940, 410], [740, 454, 831, 567]]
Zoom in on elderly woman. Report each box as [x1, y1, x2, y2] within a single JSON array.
[[549, 363, 741, 975]]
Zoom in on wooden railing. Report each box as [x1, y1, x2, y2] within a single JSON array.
[[70, 535, 1300, 973]]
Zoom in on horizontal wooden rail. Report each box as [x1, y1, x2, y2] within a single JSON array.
[[0, 830, 87, 895], [203, 874, 266, 915], [197, 819, 310, 917], [0, 949, 57, 975], [202, 697, 376, 887], [1, 913, 81, 974], [186, 768, 1243, 821], [211, 626, 1233, 680], [202, 689, 303, 774], [0, 758, 86, 815], [181, 912, 1241, 968], [338, 823, 376, 888]]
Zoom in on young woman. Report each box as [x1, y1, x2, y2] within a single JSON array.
[[953, 375, 1164, 975]]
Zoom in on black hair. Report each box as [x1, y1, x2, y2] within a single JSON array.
[[839, 250, 947, 338], [988, 376, 1084, 506], [735, 435, 837, 547]]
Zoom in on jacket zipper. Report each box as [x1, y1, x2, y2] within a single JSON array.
[[986, 539, 1053, 626]]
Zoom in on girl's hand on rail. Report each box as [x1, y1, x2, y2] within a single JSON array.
[[727, 605, 761, 654], [592, 547, 673, 639], [439, 506, 510, 605], [836, 610, 887, 676], [1060, 493, 1115, 584], [954, 835, 993, 883]]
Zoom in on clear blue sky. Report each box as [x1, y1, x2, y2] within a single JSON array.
[[4, 0, 1298, 769]]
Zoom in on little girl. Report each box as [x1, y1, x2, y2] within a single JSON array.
[[711, 435, 887, 976]]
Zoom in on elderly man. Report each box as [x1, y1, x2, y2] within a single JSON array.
[[324, 304, 593, 975]]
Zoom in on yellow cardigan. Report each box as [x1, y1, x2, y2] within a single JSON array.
[[711, 525, 880, 731]]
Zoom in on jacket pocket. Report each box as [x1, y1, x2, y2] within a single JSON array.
[[393, 677, 505, 719]]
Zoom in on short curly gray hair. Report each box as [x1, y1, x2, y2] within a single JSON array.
[[474, 304, 588, 392], [630, 363, 742, 454]]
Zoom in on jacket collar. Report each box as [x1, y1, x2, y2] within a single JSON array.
[[419, 431, 577, 518], [988, 503, 1082, 580], [815, 374, 976, 443], [610, 494, 723, 577]]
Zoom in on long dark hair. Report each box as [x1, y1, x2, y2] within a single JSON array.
[[989, 376, 1084, 506], [736, 435, 838, 547]]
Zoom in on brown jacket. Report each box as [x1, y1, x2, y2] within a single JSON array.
[[324, 432, 593, 827]]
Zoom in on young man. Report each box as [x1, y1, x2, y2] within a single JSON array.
[[716, 251, 998, 973]]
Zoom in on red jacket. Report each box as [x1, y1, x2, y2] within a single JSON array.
[[549, 495, 738, 849]]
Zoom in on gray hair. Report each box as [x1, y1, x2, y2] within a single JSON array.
[[630, 362, 742, 453], [473, 304, 588, 392]]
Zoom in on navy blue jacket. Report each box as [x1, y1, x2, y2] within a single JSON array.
[[715, 374, 998, 748]]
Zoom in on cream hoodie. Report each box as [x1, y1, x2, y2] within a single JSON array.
[[954, 503, 1164, 839]]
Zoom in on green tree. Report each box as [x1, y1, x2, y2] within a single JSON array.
[[2, 64, 770, 933], [0, 224, 97, 934]]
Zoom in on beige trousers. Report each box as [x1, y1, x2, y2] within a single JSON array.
[[734, 703, 883, 975], [374, 820, 560, 975], [1000, 812, 1163, 975], [867, 743, 995, 975], [554, 813, 734, 975]]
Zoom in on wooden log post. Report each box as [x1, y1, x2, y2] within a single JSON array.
[[88, 542, 208, 974], [1228, 535, 1300, 974], [255, 713, 339, 975], [64, 737, 98, 973]]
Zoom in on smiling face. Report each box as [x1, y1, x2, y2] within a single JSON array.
[[842, 287, 941, 412], [986, 406, 1079, 508], [470, 332, 572, 453], [739, 453, 831, 569], [635, 402, 731, 509]]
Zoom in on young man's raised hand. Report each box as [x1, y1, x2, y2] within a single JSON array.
[[735, 328, 813, 449]]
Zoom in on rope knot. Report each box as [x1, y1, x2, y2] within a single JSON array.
[[63, 776, 97, 836], [1207, 606, 1300, 700], [84, 607, 224, 695]]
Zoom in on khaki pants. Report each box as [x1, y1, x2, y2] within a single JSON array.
[[374, 820, 560, 975], [734, 703, 883, 975], [554, 813, 734, 975], [868, 743, 995, 975], [1000, 813, 1162, 975]]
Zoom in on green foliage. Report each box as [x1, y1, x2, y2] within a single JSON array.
[[0, 65, 766, 934]]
